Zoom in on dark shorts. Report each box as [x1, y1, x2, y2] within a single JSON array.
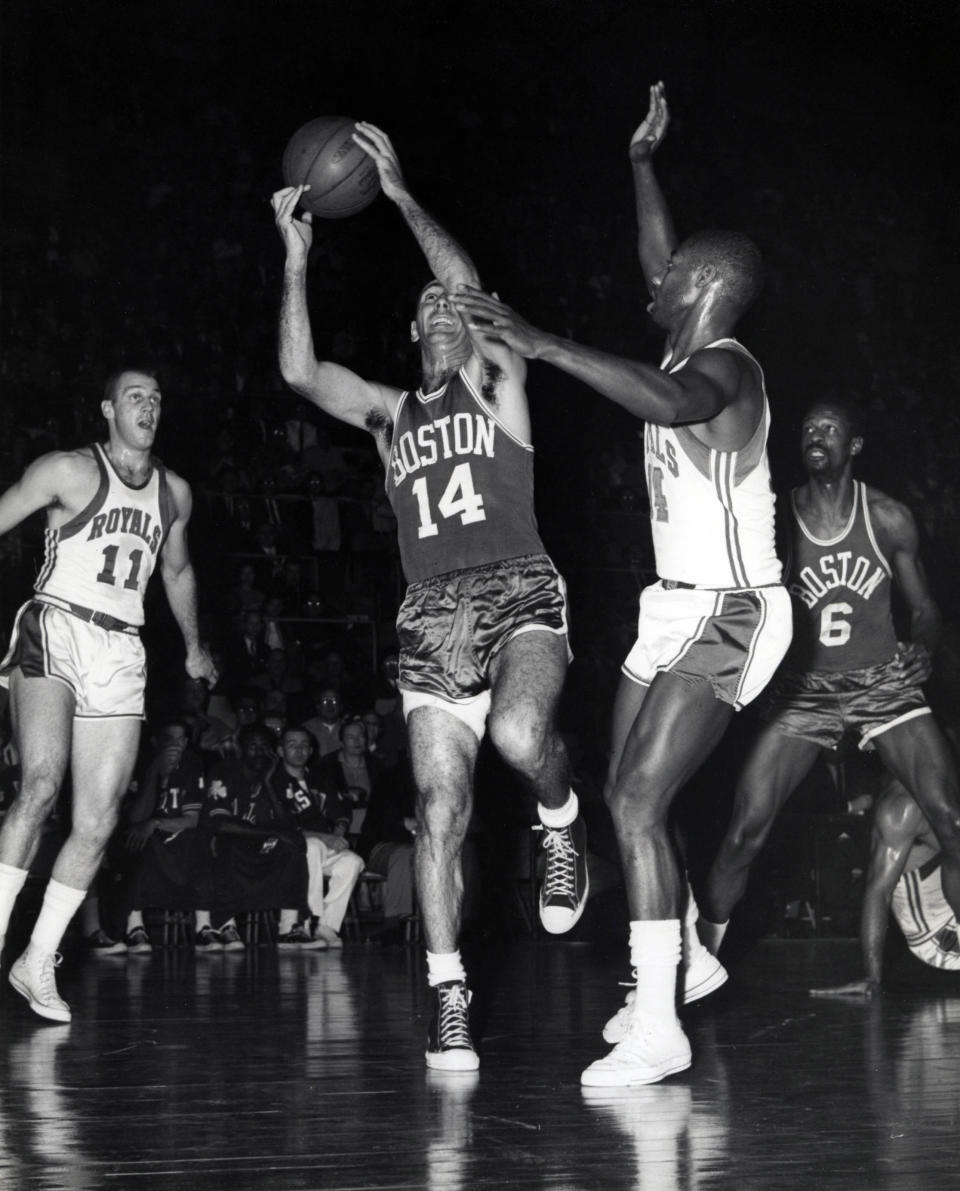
[[761, 657, 930, 750], [396, 553, 568, 704]]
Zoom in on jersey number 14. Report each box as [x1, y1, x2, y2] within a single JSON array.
[[412, 463, 486, 538]]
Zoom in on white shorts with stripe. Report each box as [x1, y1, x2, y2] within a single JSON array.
[[622, 581, 792, 710], [0, 600, 146, 719]]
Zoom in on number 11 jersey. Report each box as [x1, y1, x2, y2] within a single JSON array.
[[385, 368, 546, 583], [35, 442, 173, 627]]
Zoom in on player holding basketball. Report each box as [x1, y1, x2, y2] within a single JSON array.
[[0, 369, 216, 1021], [272, 121, 587, 1073], [811, 777, 960, 997], [699, 397, 960, 951], [455, 82, 792, 1086]]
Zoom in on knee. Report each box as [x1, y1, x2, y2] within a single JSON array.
[[417, 793, 470, 844], [488, 711, 548, 772], [15, 767, 62, 816], [721, 811, 770, 863]]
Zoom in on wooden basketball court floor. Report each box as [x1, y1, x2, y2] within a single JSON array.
[[1, 934, 958, 1190]]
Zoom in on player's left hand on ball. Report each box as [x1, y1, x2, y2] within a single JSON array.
[[352, 122, 407, 198]]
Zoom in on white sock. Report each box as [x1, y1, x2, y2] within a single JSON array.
[[30, 879, 87, 955], [126, 910, 145, 931], [698, 918, 729, 955], [0, 862, 29, 938], [194, 910, 212, 930], [683, 885, 715, 964], [279, 909, 298, 933], [538, 790, 578, 830], [426, 949, 466, 987], [628, 919, 682, 1023]]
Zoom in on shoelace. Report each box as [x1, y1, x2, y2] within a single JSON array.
[[540, 827, 579, 899], [38, 953, 64, 1001], [438, 985, 472, 1050]]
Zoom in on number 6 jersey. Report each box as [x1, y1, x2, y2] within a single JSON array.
[[35, 443, 173, 627], [784, 480, 896, 672], [386, 368, 546, 583]]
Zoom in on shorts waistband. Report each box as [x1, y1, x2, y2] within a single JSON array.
[[659, 577, 784, 593], [36, 596, 140, 635], [407, 553, 553, 590]]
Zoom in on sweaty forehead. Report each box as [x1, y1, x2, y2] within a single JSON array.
[[803, 405, 849, 429]]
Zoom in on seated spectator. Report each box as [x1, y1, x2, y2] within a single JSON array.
[[362, 708, 402, 771], [111, 719, 238, 954], [316, 716, 377, 836], [274, 725, 363, 948], [250, 648, 308, 720], [203, 723, 321, 948], [223, 608, 272, 693], [303, 687, 345, 760]]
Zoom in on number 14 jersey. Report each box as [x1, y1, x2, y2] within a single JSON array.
[[35, 442, 173, 627], [386, 369, 545, 583]]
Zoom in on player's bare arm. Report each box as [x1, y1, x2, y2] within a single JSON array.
[[159, 472, 217, 686], [0, 449, 101, 536], [869, 489, 942, 667], [273, 184, 401, 443], [456, 287, 760, 444], [353, 122, 480, 296], [629, 81, 678, 287]]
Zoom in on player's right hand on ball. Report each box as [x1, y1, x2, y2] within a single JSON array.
[[272, 185, 314, 258]]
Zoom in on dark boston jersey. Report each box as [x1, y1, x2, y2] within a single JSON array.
[[385, 369, 545, 583], [784, 481, 897, 672]]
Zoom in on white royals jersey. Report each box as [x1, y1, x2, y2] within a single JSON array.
[[35, 443, 172, 626], [646, 338, 781, 588]]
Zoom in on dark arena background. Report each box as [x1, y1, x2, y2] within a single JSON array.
[[1, 2, 959, 1188]]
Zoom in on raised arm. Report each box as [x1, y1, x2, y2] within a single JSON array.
[[629, 82, 678, 292], [159, 473, 217, 686], [272, 185, 399, 438], [352, 122, 480, 295]]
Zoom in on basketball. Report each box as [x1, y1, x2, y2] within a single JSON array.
[[282, 116, 381, 219]]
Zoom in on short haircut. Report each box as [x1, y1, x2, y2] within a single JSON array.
[[103, 368, 158, 405], [683, 230, 764, 314], [803, 391, 866, 439]]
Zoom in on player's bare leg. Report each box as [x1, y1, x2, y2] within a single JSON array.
[[11, 703, 140, 1022], [0, 674, 73, 875], [583, 672, 731, 1087], [875, 716, 960, 917], [489, 630, 588, 933], [407, 705, 480, 1071], [703, 730, 822, 933]]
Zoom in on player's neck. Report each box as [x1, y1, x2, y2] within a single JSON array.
[[104, 440, 152, 486], [420, 344, 470, 392], [666, 307, 733, 364], [798, 472, 856, 530]]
